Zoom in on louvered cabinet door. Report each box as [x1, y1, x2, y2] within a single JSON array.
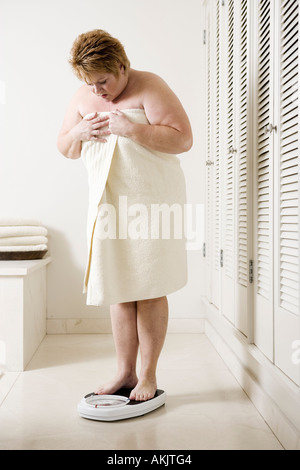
[[220, 0, 252, 335], [234, 0, 252, 336], [204, 8, 213, 302], [220, 0, 236, 324], [274, 0, 300, 385], [253, 0, 275, 361], [205, 4, 213, 303], [206, 0, 221, 309]]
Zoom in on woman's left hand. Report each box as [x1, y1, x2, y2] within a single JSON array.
[[109, 110, 133, 137]]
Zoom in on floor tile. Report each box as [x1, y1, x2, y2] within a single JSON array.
[[0, 334, 283, 450]]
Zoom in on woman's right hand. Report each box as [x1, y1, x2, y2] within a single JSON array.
[[71, 112, 111, 142]]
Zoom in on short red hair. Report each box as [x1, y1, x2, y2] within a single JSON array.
[[69, 29, 130, 81]]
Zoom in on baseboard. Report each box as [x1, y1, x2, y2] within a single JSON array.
[[202, 297, 300, 450], [46, 317, 205, 335]]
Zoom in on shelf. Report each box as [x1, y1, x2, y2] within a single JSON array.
[[0, 256, 51, 276]]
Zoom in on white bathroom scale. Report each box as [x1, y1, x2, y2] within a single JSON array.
[[78, 388, 166, 421]]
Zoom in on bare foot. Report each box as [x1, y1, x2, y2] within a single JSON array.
[[129, 377, 157, 401], [94, 372, 138, 395]]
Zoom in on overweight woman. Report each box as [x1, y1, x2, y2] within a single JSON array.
[[57, 29, 193, 401]]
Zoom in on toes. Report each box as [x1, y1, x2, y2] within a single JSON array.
[[94, 385, 110, 395], [129, 380, 156, 401], [130, 391, 151, 401], [130, 389, 155, 401], [129, 390, 139, 401]]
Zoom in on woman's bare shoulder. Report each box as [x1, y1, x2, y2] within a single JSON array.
[[133, 71, 177, 104], [63, 85, 88, 114], [71, 84, 89, 101], [72, 85, 91, 112], [133, 70, 165, 87], [71, 85, 106, 116], [132, 70, 191, 133]]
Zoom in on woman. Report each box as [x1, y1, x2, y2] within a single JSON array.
[[57, 29, 193, 401]]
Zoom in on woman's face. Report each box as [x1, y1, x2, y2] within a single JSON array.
[[86, 69, 127, 102]]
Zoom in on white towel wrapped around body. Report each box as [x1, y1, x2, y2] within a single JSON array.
[[81, 108, 187, 306]]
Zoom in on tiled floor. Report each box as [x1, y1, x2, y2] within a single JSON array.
[[0, 333, 283, 450]]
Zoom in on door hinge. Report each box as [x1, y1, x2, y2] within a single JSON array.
[[203, 242, 206, 257], [220, 249, 224, 268], [263, 123, 277, 135], [203, 29, 206, 45], [249, 260, 254, 284]]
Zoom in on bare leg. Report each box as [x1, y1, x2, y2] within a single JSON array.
[[94, 301, 139, 394], [130, 296, 168, 401]]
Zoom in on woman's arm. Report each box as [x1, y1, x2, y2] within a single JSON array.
[[57, 89, 110, 159], [109, 74, 193, 154]]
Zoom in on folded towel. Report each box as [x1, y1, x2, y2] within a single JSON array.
[[0, 244, 47, 252], [0, 226, 48, 238], [0, 218, 43, 226], [0, 235, 48, 246]]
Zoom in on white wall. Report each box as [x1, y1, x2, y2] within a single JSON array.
[[0, 0, 206, 325]]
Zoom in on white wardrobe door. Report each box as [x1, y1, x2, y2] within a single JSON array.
[[235, 0, 251, 336], [206, 0, 221, 309], [274, 0, 299, 385], [220, 0, 251, 335], [205, 4, 214, 304], [206, 0, 252, 335], [253, 0, 275, 360], [221, 0, 235, 324]]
